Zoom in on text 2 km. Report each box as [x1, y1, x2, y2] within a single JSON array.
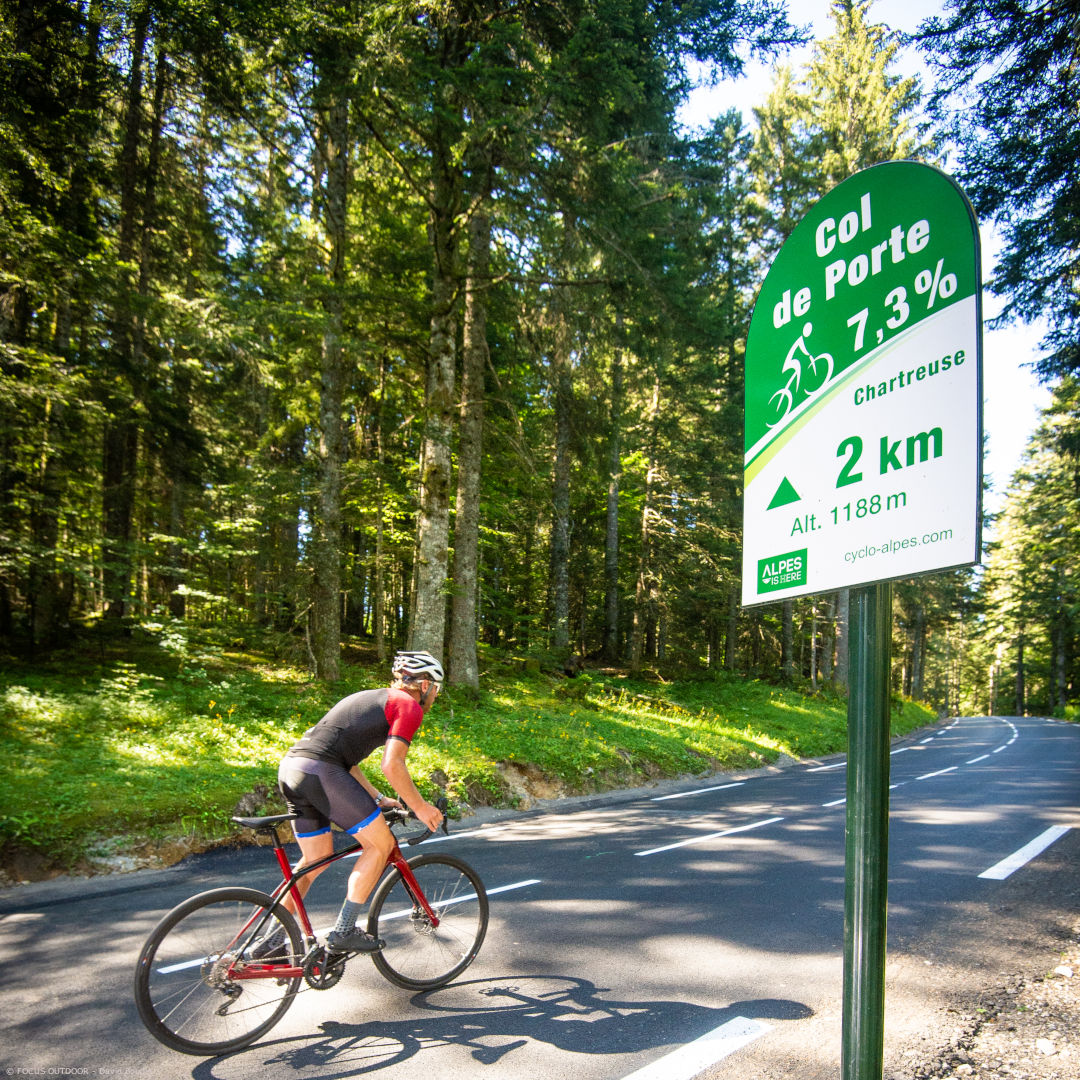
[[836, 428, 943, 488]]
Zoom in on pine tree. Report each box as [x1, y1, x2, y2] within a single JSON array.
[[918, 0, 1080, 381]]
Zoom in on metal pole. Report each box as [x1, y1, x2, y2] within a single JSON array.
[[842, 581, 893, 1080]]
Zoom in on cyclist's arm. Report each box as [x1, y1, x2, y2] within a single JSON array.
[[380, 738, 443, 831], [348, 764, 399, 808]]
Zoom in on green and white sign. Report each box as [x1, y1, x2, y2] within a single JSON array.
[[742, 162, 982, 606]]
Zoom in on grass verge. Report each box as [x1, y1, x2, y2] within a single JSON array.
[[0, 630, 937, 874]]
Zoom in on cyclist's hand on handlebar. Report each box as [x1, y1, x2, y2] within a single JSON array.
[[415, 800, 444, 833]]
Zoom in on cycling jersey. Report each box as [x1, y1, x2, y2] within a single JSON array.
[[278, 687, 424, 838], [285, 687, 423, 769]]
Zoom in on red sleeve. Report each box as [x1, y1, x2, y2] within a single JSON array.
[[384, 688, 424, 744]]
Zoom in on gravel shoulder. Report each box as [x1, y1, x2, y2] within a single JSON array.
[[883, 830, 1079, 1080], [888, 922, 1078, 1080]]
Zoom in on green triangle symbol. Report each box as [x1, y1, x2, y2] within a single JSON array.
[[768, 477, 801, 509]]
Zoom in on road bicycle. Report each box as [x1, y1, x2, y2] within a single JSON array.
[[766, 321, 834, 427], [133, 801, 488, 1057]]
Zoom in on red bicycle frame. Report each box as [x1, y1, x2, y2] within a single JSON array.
[[222, 823, 440, 982]]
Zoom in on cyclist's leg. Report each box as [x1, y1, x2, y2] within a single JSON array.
[[345, 817, 395, 902], [287, 764, 401, 907], [277, 757, 337, 916]]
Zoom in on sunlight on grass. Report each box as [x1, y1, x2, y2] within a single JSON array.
[[0, 642, 939, 867]]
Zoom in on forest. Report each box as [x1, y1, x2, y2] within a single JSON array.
[[1, 0, 1077, 718]]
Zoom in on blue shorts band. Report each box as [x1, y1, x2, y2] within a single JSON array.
[[277, 755, 381, 837], [345, 808, 382, 834]]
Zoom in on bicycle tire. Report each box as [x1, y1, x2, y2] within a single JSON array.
[[367, 852, 488, 991], [803, 349, 834, 397], [766, 386, 793, 428], [133, 886, 302, 1056]]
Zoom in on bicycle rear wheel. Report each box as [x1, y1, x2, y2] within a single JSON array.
[[134, 887, 302, 1056], [367, 853, 488, 991]]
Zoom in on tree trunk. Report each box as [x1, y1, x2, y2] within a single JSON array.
[[631, 373, 661, 674], [781, 600, 794, 683], [603, 320, 623, 663], [1053, 616, 1067, 711], [1014, 630, 1025, 716], [101, 5, 149, 618], [410, 124, 459, 658], [911, 602, 926, 700], [311, 82, 349, 681], [835, 587, 850, 686], [549, 298, 572, 661], [374, 352, 388, 661], [819, 595, 834, 683], [725, 586, 738, 670], [449, 208, 490, 688]]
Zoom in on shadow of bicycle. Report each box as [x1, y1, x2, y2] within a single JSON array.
[[192, 973, 812, 1078]]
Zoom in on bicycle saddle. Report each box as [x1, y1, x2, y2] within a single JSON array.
[[232, 813, 298, 832]]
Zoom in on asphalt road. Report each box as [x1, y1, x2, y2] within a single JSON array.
[[2, 714, 1077, 1080]]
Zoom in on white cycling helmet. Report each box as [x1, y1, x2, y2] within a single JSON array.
[[392, 650, 444, 686]]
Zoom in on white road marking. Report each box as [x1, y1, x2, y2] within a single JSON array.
[[808, 762, 846, 772], [966, 754, 990, 765], [652, 783, 745, 801], [979, 826, 1072, 880], [635, 817, 784, 857], [377, 878, 540, 921], [155, 879, 540, 974], [823, 798, 846, 807], [916, 766, 959, 781], [618, 1016, 771, 1080], [423, 826, 505, 843]]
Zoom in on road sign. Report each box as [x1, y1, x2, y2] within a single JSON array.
[[742, 162, 982, 607]]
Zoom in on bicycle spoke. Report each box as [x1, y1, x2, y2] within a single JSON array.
[[134, 888, 302, 1056], [369, 853, 488, 991]]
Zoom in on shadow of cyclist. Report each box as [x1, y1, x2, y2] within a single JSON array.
[[192, 973, 812, 1078]]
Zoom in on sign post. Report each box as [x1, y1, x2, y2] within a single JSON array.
[[742, 162, 982, 1079]]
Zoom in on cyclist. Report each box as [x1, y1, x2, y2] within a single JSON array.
[[259, 650, 446, 957]]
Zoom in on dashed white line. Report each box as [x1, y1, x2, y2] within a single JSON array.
[[966, 754, 990, 765], [652, 783, 745, 801], [916, 766, 960, 781], [379, 878, 540, 921], [635, 817, 784, 857], [618, 1017, 772, 1080], [156, 878, 540, 974], [979, 826, 1072, 880]]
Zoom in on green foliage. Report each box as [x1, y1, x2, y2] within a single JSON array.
[[1, 0, 1070, 760], [919, 0, 1080, 381], [974, 379, 1080, 716]]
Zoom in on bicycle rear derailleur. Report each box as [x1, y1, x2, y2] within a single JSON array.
[[302, 945, 347, 990]]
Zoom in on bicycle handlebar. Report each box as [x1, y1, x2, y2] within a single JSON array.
[[384, 796, 449, 846]]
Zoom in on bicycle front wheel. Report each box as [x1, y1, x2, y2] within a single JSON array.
[[367, 853, 488, 991], [133, 887, 302, 1056]]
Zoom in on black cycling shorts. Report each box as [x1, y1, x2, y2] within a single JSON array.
[[277, 755, 381, 839]]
